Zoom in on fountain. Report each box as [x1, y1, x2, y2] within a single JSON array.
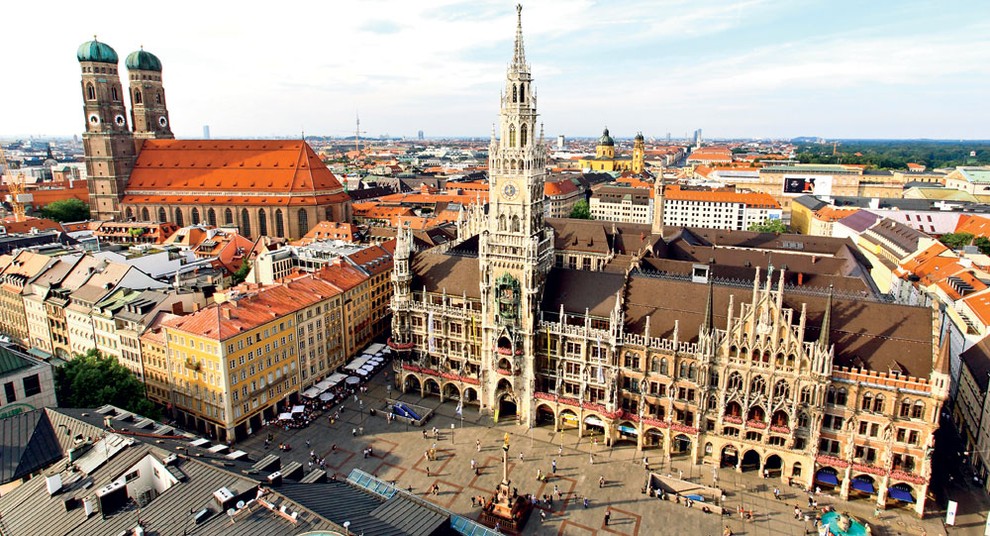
[[820, 511, 869, 536]]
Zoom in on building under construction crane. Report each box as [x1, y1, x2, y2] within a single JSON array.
[[0, 145, 30, 223]]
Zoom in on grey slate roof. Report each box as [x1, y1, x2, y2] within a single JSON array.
[[279, 481, 453, 536], [0, 409, 63, 484]]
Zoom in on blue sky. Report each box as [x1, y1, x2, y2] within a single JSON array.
[[3, 0, 988, 140]]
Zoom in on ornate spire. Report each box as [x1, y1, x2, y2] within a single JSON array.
[[701, 277, 715, 335], [512, 4, 527, 70], [819, 284, 833, 350]]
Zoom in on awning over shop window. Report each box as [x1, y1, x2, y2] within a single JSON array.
[[888, 487, 915, 503], [851, 478, 874, 494], [815, 470, 839, 486], [618, 425, 638, 435], [560, 413, 578, 424], [584, 416, 605, 427]]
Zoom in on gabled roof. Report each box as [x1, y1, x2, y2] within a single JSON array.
[[962, 335, 990, 392], [123, 140, 349, 206]]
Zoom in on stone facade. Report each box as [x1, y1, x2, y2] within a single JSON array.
[[388, 8, 948, 517]]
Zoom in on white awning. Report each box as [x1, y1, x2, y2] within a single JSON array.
[[278, 412, 293, 421], [226, 450, 248, 460], [328, 372, 348, 384], [189, 438, 210, 447], [302, 387, 321, 398], [291, 405, 305, 414], [207, 444, 230, 454], [584, 416, 605, 427]]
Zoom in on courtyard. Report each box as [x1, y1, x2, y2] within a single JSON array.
[[236, 367, 956, 535]]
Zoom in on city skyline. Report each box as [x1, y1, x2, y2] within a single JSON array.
[[3, 0, 988, 140]]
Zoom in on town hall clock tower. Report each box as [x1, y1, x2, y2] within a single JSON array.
[[479, 4, 554, 424]]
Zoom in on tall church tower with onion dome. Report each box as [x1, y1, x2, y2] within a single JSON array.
[[126, 47, 173, 141], [478, 4, 555, 423], [77, 38, 136, 221]]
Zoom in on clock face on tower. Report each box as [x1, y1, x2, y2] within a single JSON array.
[[502, 182, 518, 200]]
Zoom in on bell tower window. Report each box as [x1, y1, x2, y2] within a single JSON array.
[[112, 86, 119, 101], [519, 83, 525, 102], [86, 84, 95, 100], [521, 123, 527, 147], [512, 85, 518, 103], [509, 125, 516, 147], [156, 92, 162, 105], [134, 90, 142, 105]]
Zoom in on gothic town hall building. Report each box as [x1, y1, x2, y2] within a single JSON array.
[[389, 6, 947, 516]]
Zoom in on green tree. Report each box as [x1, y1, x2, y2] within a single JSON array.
[[975, 236, 990, 255], [40, 198, 90, 222], [748, 219, 789, 234], [55, 349, 159, 419], [940, 232, 974, 250], [569, 199, 592, 219], [231, 260, 252, 285]]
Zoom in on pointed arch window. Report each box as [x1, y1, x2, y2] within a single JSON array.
[[520, 123, 528, 147], [750, 376, 766, 396], [111, 86, 119, 101], [125, 207, 134, 220], [861, 393, 873, 411], [508, 125, 516, 147], [155, 91, 162, 105], [274, 209, 285, 238], [158, 207, 166, 223], [134, 90, 142, 105], [519, 83, 525, 102], [510, 215, 520, 233], [241, 208, 251, 237], [141, 207, 150, 221], [224, 208, 233, 225], [512, 84, 518, 103], [727, 371, 743, 391], [298, 209, 309, 235], [873, 394, 885, 413], [86, 83, 96, 101], [258, 209, 268, 237], [174, 208, 184, 227], [191, 207, 200, 225], [800, 386, 813, 404], [660, 358, 668, 375], [207, 208, 217, 227]]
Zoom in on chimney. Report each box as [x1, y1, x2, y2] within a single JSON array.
[[221, 308, 232, 320], [172, 302, 184, 315]]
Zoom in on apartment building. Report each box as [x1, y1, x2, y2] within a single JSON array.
[[589, 185, 652, 224], [661, 185, 781, 230]]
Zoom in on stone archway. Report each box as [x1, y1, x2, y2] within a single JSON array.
[[615, 421, 638, 445], [671, 434, 692, 457], [535, 404, 555, 427], [496, 391, 517, 423], [886, 483, 916, 509], [424, 378, 441, 397], [740, 449, 761, 472], [403, 374, 421, 394], [559, 409, 579, 430], [764, 454, 783, 477], [815, 466, 841, 489], [643, 428, 663, 449], [721, 444, 739, 468], [442, 383, 461, 401], [463, 387, 479, 405]]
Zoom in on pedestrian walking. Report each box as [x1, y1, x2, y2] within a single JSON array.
[[471, 459, 477, 470], [553, 485, 559, 499], [773, 487, 780, 500], [306, 439, 311, 448], [476, 439, 481, 452], [426, 467, 431, 477], [644, 456, 650, 471], [599, 475, 605, 488], [589, 453, 594, 465], [471, 496, 477, 507], [558, 445, 563, 456], [519, 452, 524, 462], [763, 468, 769, 479], [604, 508, 611, 526], [552, 459, 557, 474], [583, 497, 589, 508], [793, 506, 801, 520], [873, 507, 881, 518], [536, 468, 543, 481], [423, 430, 428, 439], [352, 428, 357, 437], [540, 510, 546, 522]]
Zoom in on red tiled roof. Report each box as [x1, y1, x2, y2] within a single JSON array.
[[124, 140, 349, 205], [545, 179, 579, 197], [164, 275, 342, 340], [665, 185, 780, 209], [0, 217, 62, 234], [956, 215, 990, 237]]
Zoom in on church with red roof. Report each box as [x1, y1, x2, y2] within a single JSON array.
[[76, 39, 351, 239]]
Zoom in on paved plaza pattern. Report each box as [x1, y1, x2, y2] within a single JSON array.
[[238, 368, 958, 535]]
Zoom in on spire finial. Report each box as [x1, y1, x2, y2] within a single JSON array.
[[512, 4, 527, 68], [819, 284, 834, 350]]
